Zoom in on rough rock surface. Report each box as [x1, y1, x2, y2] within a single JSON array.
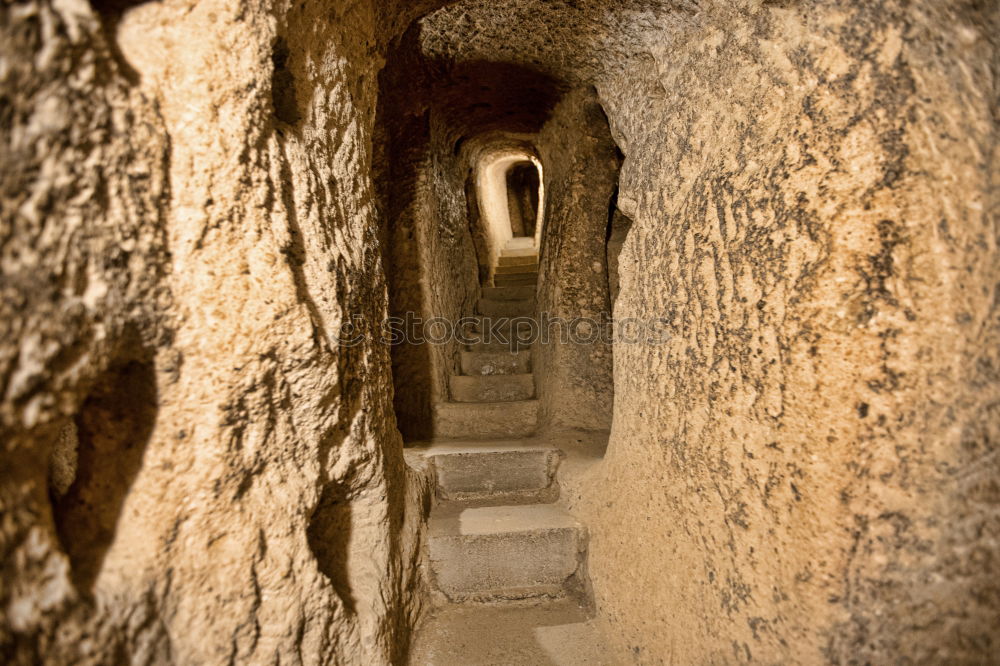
[[3, 0, 998, 663], [2, 0, 433, 662], [422, 0, 999, 662], [588, 3, 999, 661], [533, 88, 618, 432]]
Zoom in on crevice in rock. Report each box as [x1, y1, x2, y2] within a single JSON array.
[[306, 482, 356, 613], [271, 36, 301, 127], [606, 187, 633, 310], [51, 344, 158, 595]]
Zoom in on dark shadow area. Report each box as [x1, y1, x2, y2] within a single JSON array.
[[51, 342, 158, 595], [90, 0, 152, 12], [379, 111, 437, 441], [374, 24, 437, 441], [506, 162, 540, 238], [428, 59, 567, 146], [465, 174, 492, 286], [605, 186, 634, 308], [306, 482, 356, 613], [89, 0, 148, 85], [271, 36, 301, 126]]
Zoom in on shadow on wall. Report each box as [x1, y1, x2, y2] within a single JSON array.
[[605, 184, 633, 309], [49, 344, 158, 595], [271, 36, 301, 126], [373, 24, 440, 442], [380, 109, 438, 442], [306, 482, 356, 613]]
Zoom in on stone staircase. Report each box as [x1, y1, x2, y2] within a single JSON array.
[[409, 437, 611, 663], [433, 239, 540, 440], [428, 450, 586, 603], [410, 238, 614, 664]]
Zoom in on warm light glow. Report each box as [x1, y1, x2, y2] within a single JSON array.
[[475, 150, 544, 282]]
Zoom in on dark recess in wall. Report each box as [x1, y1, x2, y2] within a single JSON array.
[[506, 162, 540, 237], [51, 347, 158, 595], [272, 37, 301, 126], [306, 482, 356, 612]]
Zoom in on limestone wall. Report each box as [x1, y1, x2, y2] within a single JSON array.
[[584, 1, 1000, 661], [533, 89, 618, 433], [420, 0, 999, 661], [1, 0, 430, 662], [3, 0, 997, 663]]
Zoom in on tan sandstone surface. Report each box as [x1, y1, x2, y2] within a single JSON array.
[[3, 0, 998, 664]]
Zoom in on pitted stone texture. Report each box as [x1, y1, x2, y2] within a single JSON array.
[[420, 0, 681, 85], [1, 0, 431, 663], [584, 3, 1000, 664]]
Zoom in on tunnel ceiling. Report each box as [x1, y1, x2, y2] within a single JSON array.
[[375, 0, 700, 144], [400, 0, 705, 149], [428, 60, 566, 144], [419, 0, 697, 85]]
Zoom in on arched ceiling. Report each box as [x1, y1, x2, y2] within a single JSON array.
[[427, 60, 566, 147], [419, 0, 699, 85]]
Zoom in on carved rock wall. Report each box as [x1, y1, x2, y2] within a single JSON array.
[[533, 88, 618, 432], [1, 0, 431, 662], [584, 1, 1000, 662]]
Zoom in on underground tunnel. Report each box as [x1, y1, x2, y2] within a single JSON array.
[[1, 0, 998, 664]]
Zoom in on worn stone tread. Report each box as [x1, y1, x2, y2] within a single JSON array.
[[409, 598, 618, 665]]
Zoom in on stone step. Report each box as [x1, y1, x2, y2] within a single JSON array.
[[478, 297, 535, 318], [493, 274, 537, 287], [482, 285, 535, 301], [465, 337, 532, 353], [449, 374, 535, 403], [505, 237, 535, 250], [460, 349, 531, 376], [409, 597, 615, 665], [498, 254, 538, 268], [426, 445, 562, 503], [500, 246, 538, 258], [495, 263, 539, 276], [464, 316, 537, 349], [433, 400, 538, 439], [428, 503, 585, 602]]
